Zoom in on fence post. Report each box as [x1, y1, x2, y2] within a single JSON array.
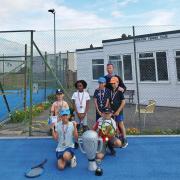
[[132, 26, 141, 132], [29, 31, 33, 136], [44, 52, 47, 101], [66, 51, 69, 88], [24, 44, 27, 111]]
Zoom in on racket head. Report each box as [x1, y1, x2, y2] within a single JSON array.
[[25, 167, 44, 178]]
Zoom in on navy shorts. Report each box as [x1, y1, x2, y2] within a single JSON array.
[[56, 147, 75, 160], [115, 114, 124, 122]]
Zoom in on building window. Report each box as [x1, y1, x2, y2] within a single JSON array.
[[123, 55, 132, 80], [92, 59, 104, 80], [176, 51, 180, 81], [109, 55, 122, 78], [109, 55, 133, 81], [139, 51, 168, 82]]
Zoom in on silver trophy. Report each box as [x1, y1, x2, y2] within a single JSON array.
[[78, 130, 103, 171]]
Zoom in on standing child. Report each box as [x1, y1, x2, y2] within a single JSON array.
[[72, 80, 90, 132], [51, 108, 78, 170], [93, 77, 111, 121], [93, 107, 122, 160], [109, 77, 128, 148], [50, 89, 69, 116]]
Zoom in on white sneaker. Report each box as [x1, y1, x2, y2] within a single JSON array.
[[70, 155, 77, 168]]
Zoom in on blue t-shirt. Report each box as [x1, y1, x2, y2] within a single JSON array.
[[93, 88, 111, 111]]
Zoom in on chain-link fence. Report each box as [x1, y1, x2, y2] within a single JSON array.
[[0, 25, 180, 136]]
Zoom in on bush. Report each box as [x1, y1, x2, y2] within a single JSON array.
[[10, 102, 51, 123], [126, 128, 140, 135]]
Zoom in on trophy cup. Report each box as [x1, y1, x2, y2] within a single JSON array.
[[95, 159, 103, 176], [78, 130, 103, 171]]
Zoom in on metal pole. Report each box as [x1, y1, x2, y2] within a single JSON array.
[[3, 54, 4, 86], [53, 12, 57, 76], [44, 52, 47, 101], [66, 51, 69, 88], [132, 26, 141, 131], [24, 44, 27, 111], [29, 31, 33, 136]]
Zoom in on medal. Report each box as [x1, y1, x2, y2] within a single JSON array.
[[111, 89, 118, 105], [99, 89, 106, 109], [62, 123, 68, 146], [78, 91, 84, 109]]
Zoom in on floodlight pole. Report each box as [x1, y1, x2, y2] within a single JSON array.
[[48, 9, 57, 75]]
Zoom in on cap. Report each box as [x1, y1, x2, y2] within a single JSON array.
[[102, 107, 112, 113], [56, 89, 64, 94], [60, 108, 70, 116], [98, 77, 106, 83], [110, 77, 119, 84]]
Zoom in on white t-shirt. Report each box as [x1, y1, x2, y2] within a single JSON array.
[[72, 91, 90, 113]]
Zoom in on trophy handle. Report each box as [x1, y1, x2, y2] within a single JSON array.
[[96, 137, 103, 153], [78, 138, 86, 154]]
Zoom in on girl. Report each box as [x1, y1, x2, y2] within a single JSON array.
[[72, 80, 90, 132]]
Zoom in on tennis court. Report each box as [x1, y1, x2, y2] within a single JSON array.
[[0, 136, 179, 180]]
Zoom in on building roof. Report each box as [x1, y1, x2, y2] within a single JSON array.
[[76, 46, 103, 52], [76, 29, 180, 52], [102, 29, 180, 43]]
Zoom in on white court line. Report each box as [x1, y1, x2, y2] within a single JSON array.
[[0, 135, 180, 140]]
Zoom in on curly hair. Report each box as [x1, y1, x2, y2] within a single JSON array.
[[74, 80, 87, 89]]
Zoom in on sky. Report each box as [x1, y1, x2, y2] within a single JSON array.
[[0, 0, 180, 53], [0, 0, 180, 30]]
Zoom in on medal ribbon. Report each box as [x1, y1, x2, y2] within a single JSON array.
[[62, 123, 68, 143], [78, 91, 84, 108], [99, 89, 105, 107], [111, 89, 118, 103]]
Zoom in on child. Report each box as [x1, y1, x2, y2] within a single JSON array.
[[51, 108, 78, 170], [72, 80, 90, 132], [109, 77, 128, 148], [93, 107, 122, 160], [93, 77, 111, 121], [50, 89, 69, 116]]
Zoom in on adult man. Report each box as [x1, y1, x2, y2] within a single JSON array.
[[104, 63, 126, 92]]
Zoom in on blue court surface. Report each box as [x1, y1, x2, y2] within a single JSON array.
[[0, 136, 179, 180]]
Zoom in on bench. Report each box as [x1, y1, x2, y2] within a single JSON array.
[[124, 90, 135, 104]]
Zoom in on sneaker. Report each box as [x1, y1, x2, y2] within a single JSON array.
[[121, 138, 128, 148], [70, 155, 77, 168]]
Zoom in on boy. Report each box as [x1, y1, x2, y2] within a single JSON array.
[[50, 89, 69, 116], [104, 63, 126, 92], [93, 77, 111, 121], [109, 77, 128, 148], [93, 108, 122, 160], [51, 108, 78, 170]]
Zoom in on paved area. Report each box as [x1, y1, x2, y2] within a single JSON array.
[[0, 98, 180, 136]]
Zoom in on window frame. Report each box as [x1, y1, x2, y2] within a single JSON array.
[[92, 59, 104, 80], [108, 53, 133, 83], [138, 51, 169, 83], [175, 50, 180, 82]]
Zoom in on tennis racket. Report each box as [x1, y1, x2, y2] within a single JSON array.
[[25, 159, 47, 178]]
